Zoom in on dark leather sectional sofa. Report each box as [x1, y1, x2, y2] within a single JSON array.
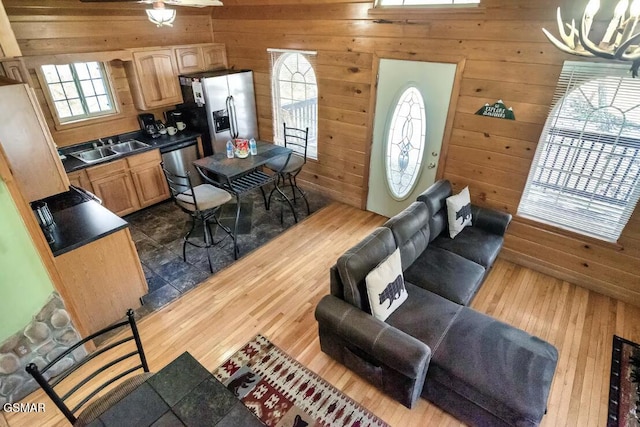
[[315, 180, 558, 426]]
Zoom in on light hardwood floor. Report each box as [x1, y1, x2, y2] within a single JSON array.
[[6, 202, 639, 426]]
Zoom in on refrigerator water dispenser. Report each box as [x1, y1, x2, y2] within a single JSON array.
[[213, 110, 230, 133]]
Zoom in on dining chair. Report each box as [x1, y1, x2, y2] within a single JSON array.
[[25, 309, 150, 426], [162, 163, 234, 273], [265, 123, 311, 217]]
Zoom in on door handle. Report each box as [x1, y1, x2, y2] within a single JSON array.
[[428, 162, 437, 169]]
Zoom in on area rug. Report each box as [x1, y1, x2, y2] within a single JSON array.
[[213, 334, 389, 427], [608, 335, 640, 427]]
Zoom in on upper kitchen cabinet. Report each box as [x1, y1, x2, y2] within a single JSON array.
[[0, 58, 30, 85], [125, 48, 183, 110], [0, 84, 69, 202], [174, 43, 227, 74]]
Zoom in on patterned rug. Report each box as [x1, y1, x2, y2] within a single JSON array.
[[608, 335, 640, 427], [213, 334, 389, 427]]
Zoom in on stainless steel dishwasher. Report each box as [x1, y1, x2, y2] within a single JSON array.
[[160, 138, 202, 186]]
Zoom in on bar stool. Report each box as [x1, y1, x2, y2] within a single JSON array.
[[162, 163, 234, 272], [265, 123, 311, 218]]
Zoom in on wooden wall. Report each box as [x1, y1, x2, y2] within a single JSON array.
[[4, 0, 213, 147], [1, 0, 638, 304], [211, 0, 640, 304]]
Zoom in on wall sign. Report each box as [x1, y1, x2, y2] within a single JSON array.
[[475, 99, 515, 120]]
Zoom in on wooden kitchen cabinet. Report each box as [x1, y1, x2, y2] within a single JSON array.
[[127, 149, 169, 208], [125, 48, 183, 110], [54, 228, 147, 335], [174, 43, 227, 74], [67, 168, 93, 192], [82, 149, 169, 216], [174, 45, 203, 74], [201, 44, 227, 70], [0, 84, 69, 202], [86, 159, 140, 216], [0, 58, 31, 85]]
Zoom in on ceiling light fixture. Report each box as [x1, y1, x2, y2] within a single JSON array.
[[542, 0, 640, 77], [146, 1, 176, 27]]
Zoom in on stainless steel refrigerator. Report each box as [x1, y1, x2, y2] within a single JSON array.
[[176, 69, 258, 156]]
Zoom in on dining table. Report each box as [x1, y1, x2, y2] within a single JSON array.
[[193, 140, 296, 259], [86, 352, 263, 427]]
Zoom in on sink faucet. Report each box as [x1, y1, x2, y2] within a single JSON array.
[[98, 138, 114, 147]]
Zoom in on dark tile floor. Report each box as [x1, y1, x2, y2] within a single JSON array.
[[124, 186, 330, 316]]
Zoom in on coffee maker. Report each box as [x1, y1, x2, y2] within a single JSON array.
[[138, 113, 160, 138], [164, 110, 183, 128]]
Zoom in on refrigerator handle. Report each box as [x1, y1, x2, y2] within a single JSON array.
[[225, 95, 234, 138], [229, 95, 239, 139]]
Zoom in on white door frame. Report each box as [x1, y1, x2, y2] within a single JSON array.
[[361, 52, 466, 210]]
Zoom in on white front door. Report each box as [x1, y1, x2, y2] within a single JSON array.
[[366, 59, 457, 217]]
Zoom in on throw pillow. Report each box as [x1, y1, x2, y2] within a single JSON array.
[[365, 248, 408, 321], [446, 186, 472, 239]]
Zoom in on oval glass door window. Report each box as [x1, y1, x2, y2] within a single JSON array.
[[385, 86, 427, 199]]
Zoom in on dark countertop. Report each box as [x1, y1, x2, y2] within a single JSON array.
[[62, 130, 202, 173], [46, 199, 128, 257]]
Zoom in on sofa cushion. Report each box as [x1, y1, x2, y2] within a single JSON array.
[[383, 202, 430, 271], [446, 186, 472, 238], [417, 180, 452, 242], [337, 227, 397, 313], [403, 246, 485, 306], [386, 282, 462, 352], [366, 248, 408, 321], [423, 308, 558, 426], [431, 227, 504, 268]]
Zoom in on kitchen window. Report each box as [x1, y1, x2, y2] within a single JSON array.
[[518, 61, 640, 243], [268, 49, 318, 160], [40, 62, 117, 124]]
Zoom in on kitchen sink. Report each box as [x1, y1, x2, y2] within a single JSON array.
[[71, 147, 120, 164], [110, 139, 150, 154]]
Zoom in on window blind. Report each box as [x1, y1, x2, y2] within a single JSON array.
[[518, 61, 640, 242]]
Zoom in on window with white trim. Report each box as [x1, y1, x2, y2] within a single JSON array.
[[41, 62, 116, 123], [268, 49, 318, 160], [518, 61, 640, 243], [375, 0, 480, 6], [385, 86, 427, 199]]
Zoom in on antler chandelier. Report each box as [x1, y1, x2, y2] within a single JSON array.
[[542, 0, 640, 77]]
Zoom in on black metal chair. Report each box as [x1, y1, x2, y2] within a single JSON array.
[[265, 123, 311, 217], [162, 163, 233, 272], [25, 309, 150, 426]]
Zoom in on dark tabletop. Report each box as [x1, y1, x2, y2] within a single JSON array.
[[88, 352, 263, 427], [193, 141, 291, 180], [47, 200, 128, 257]]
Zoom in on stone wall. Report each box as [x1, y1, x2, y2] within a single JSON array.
[[0, 292, 86, 405]]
